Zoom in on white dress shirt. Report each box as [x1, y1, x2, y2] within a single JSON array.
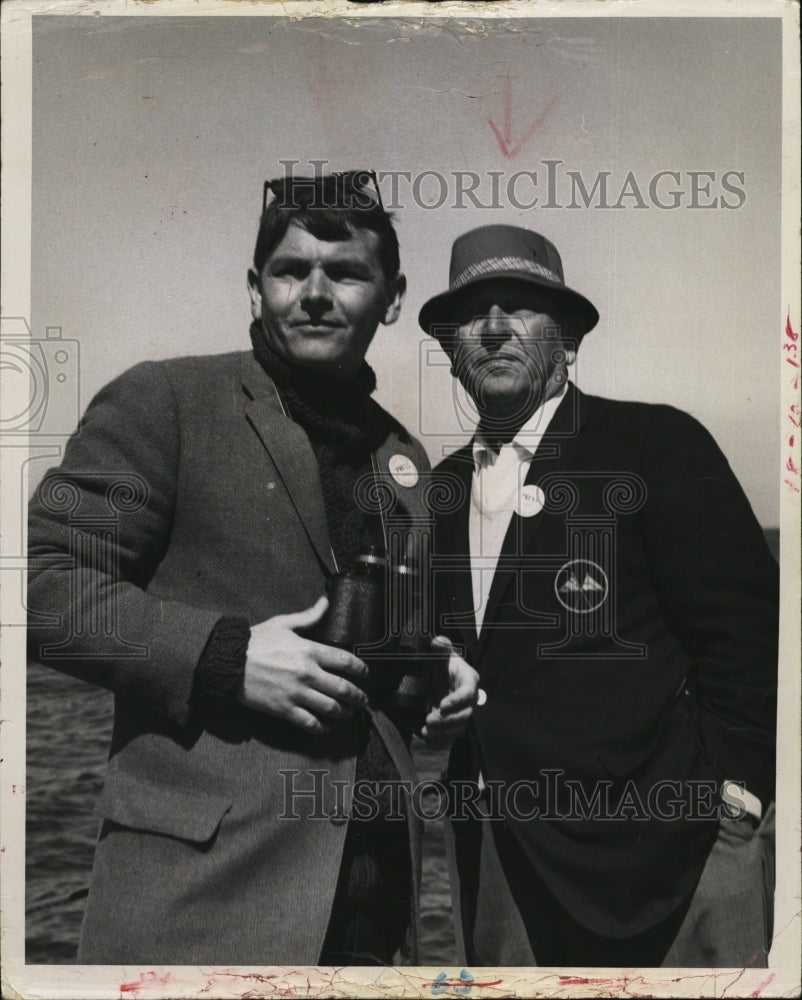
[[469, 385, 567, 633]]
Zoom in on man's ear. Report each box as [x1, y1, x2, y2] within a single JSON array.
[[382, 273, 407, 326], [436, 337, 456, 376], [247, 269, 262, 321]]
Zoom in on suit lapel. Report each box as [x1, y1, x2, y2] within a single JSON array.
[[478, 385, 590, 658], [240, 355, 336, 575]]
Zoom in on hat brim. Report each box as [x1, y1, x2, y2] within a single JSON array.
[[418, 272, 599, 340]]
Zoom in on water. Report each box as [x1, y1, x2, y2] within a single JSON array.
[[25, 663, 457, 965]]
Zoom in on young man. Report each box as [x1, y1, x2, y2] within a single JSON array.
[[422, 224, 778, 967], [27, 172, 477, 965]]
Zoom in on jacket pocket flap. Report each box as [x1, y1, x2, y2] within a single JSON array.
[[96, 768, 232, 843]]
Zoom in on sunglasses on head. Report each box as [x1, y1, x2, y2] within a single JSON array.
[[262, 170, 383, 213]]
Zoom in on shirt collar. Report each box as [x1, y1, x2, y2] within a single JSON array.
[[472, 383, 568, 472]]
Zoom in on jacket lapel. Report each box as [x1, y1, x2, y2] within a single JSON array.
[[240, 355, 336, 575], [477, 385, 590, 659], [373, 433, 429, 523]]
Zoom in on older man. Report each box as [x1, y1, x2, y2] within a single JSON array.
[[27, 172, 477, 966], [421, 224, 778, 967]]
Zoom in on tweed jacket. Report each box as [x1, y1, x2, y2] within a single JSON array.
[[435, 384, 778, 947], [27, 349, 432, 965]]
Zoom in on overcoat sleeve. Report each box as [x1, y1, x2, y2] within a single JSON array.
[[638, 405, 778, 806], [27, 361, 223, 728]]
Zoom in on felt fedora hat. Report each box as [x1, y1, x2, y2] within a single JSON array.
[[418, 224, 599, 337]]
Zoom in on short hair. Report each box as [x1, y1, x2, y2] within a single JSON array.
[[253, 172, 400, 281]]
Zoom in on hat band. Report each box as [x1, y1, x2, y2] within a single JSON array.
[[451, 256, 563, 291]]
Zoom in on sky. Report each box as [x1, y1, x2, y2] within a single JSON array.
[[28, 13, 782, 523]]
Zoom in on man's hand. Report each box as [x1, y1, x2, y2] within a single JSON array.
[[421, 636, 481, 749], [238, 596, 368, 735]]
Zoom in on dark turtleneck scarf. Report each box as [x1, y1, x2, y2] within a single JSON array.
[[192, 326, 412, 964], [248, 321, 389, 570]]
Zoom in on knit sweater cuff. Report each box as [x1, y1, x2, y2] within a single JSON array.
[[192, 616, 251, 705]]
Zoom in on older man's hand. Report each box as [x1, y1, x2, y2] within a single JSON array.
[[420, 635, 481, 749]]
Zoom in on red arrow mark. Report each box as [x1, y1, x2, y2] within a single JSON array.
[[487, 76, 559, 158]]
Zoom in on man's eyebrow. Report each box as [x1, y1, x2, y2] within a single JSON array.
[[324, 255, 374, 270], [267, 251, 374, 271], [265, 249, 308, 264]]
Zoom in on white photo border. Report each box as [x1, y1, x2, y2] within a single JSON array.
[[2, 1, 799, 997]]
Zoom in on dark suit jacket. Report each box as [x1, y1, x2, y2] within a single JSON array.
[[435, 384, 778, 942], [27, 350, 432, 965]]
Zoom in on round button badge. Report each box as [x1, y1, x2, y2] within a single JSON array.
[[554, 559, 609, 614], [517, 484, 545, 518], [389, 454, 419, 488]]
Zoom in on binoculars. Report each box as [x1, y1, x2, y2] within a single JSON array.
[[307, 547, 449, 713]]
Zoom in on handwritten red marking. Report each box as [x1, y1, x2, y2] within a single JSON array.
[[120, 971, 173, 994], [750, 972, 775, 996], [487, 76, 559, 158], [784, 312, 800, 494], [558, 977, 622, 986]]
